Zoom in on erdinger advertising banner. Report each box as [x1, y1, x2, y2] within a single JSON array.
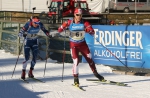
[[82, 25, 150, 69]]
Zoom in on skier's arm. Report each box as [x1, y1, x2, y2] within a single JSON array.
[[18, 22, 30, 37], [58, 20, 71, 33], [39, 22, 50, 37], [48, 20, 70, 37], [84, 21, 95, 35]]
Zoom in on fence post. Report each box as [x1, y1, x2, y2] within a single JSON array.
[[0, 21, 3, 48], [10, 11, 12, 21], [4, 11, 6, 20]]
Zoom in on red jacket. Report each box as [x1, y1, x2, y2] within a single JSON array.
[[58, 18, 95, 35], [58, 18, 95, 48]]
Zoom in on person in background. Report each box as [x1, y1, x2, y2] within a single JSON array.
[[57, 7, 104, 86], [18, 16, 51, 80]]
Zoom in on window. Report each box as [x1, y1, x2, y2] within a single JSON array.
[[74, 3, 78, 7], [128, 0, 137, 2], [49, 2, 59, 12], [139, 0, 146, 2], [80, 3, 87, 9], [51, 2, 58, 8], [128, 0, 140, 2], [63, 1, 69, 8]]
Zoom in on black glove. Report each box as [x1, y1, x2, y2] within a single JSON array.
[[48, 35, 52, 38], [23, 33, 27, 37], [46, 32, 52, 38]]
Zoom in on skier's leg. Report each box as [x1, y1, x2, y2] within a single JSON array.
[[28, 67, 34, 78], [21, 69, 26, 79], [70, 47, 80, 84], [29, 41, 38, 77], [23, 46, 30, 70], [21, 42, 30, 79], [79, 44, 104, 81]]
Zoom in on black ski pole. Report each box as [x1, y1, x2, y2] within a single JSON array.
[[11, 39, 24, 78], [43, 55, 47, 78], [94, 36, 132, 72], [61, 30, 66, 82], [43, 39, 50, 78]]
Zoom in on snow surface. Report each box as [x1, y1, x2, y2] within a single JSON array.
[[0, 49, 150, 98]]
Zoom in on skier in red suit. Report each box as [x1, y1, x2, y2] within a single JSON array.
[[58, 7, 104, 85]]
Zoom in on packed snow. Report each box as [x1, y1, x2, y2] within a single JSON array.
[[0, 49, 150, 98]]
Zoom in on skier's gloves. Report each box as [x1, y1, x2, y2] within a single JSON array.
[[23, 33, 27, 37], [18, 33, 27, 38], [46, 32, 51, 38]]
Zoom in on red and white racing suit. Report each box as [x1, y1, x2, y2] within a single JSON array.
[[58, 18, 97, 77]]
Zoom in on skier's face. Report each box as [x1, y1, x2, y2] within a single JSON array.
[[74, 14, 82, 22], [32, 22, 38, 27], [32, 18, 39, 27]]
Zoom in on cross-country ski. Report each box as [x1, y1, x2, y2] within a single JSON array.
[[72, 84, 86, 91], [19, 78, 29, 83], [28, 77, 45, 83], [86, 79, 128, 86]]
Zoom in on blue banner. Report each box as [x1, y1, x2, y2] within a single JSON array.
[[82, 25, 150, 69]]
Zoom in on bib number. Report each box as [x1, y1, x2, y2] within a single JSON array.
[[70, 31, 85, 40], [27, 34, 37, 38]]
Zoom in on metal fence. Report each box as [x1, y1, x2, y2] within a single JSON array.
[[1, 11, 150, 63], [0, 19, 75, 63]]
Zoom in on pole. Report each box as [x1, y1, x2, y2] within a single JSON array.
[[29, 0, 31, 12], [108, 0, 110, 13], [43, 38, 49, 77], [22, 0, 24, 11], [61, 30, 66, 82], [32, 7, 36, 17], [135, 0, 137, 24], [135, 0, 137, 14], [43, 52, 48, 78], [11, 39, 25, 78], [0, 0, 2, 11], [93, 36, 132, 72]]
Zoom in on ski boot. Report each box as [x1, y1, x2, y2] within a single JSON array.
[[21, 69, 26, 80], [74, 77, 79, 87], [28, 67, 34, 78], [94, 72, 105, 81]]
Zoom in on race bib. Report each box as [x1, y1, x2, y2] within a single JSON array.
[[70, 31, 85, 40], [26, 33, 38, 39]]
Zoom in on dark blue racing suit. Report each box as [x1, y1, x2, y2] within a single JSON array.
[[18, 21, 49, 70]]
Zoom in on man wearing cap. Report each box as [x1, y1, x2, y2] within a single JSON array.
[[57, 8, 105, 86], [18, 16, 50, 80]]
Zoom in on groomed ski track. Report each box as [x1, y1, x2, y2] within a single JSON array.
[[0, 50, 150, 98]]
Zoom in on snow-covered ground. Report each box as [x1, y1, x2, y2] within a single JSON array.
[[0, 49, 150, 98]]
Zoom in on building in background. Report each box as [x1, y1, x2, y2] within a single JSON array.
[[0, 0, 49, 13]]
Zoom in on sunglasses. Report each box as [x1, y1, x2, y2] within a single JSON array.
[[76, 14, 82, 16], [33, 22, 40, 24], [34, 22, 39, 24]]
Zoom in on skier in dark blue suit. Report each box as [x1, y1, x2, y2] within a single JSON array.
[[18, 16, 50, 80]]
